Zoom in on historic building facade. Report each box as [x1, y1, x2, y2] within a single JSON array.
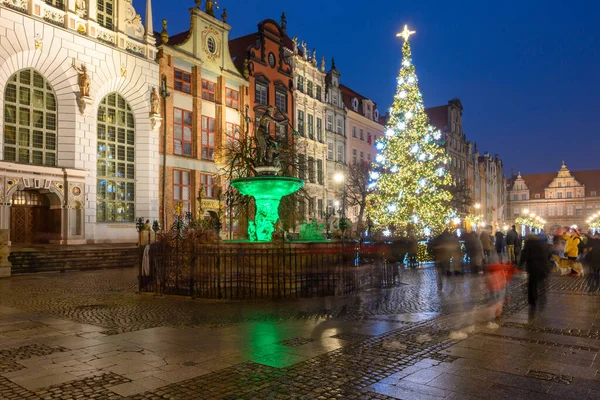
[[157, 2, 249, 232], [324, 59, 346, 218], [284, 38, 327, 220], [507, 162, 600, 232], [341, 84, 385, 227], [0, 0, 158, 244]]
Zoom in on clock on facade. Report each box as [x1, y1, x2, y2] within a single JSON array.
[[268, 52, 276, 68]]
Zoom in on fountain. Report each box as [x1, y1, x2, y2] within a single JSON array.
[[230, 107, 304, 242]]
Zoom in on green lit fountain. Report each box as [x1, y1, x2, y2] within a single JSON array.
[[230, 107, 304, 242]]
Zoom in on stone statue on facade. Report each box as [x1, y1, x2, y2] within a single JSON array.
[[242, 58, 250, 79], [72, 61, 91, 98], [205, 0, 214, 16], [312, 49, 317, 66], [301, 41, 307, 60], [321, 55, 326, 72], [292, 36, 298, 54], [150, 87, 160, 116], [75, 0, 87, 17]]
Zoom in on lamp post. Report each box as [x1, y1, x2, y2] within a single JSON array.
[[334, 171, 347, 243], [160, 74, 170, 232]]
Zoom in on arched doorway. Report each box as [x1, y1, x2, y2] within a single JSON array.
[[10, 190, 61, 244]]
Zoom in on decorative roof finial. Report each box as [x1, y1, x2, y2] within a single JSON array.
[[320, 55, 325, 72], [396, 24, 416, 42], [195, 0, 201, 9], [280, 12, 287, 31], [221, 8, 227, 23], [160, 19, 169, 44], [331, 57, 336, 70]]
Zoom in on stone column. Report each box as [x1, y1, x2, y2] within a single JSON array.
[[0, 230, 11, 278]]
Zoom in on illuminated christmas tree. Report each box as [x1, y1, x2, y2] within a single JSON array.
[[366, 25, 454, 236]]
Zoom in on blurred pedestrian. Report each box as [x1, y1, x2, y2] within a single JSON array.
[[495, 230, 505, 262], [519, 233, 550, 312], [584, 232, 600, 291], [563, 226, 583, 276], [506, 225, 519, 263], [480, 230, 492, 264], [465, 231, 484, 274]]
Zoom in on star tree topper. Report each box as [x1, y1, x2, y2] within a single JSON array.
[[396, 25, 416, 42]]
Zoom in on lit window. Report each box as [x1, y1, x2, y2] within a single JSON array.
[[200, 174, 215, 198], [225, 88, 239, 109], [96, 93, 135, 222], [201, 79, 216, 102], [173, 108, 193, 157], [226, 122, 240, 145], [97, 0, 115, 30], [174, 69, 192, 94], [201, 116, 215, 161], [3, 69, 57, 166], [173, 170, 191, 213]]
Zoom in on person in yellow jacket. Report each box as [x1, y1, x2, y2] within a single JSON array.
[[563, 227, 583, 276]]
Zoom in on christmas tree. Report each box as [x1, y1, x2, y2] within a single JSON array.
[[366, 26, 454, 237]]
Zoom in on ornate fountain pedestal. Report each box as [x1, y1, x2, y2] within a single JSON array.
[[231, 176, 304, 242]]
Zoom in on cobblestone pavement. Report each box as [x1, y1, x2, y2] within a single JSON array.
[[0, 266, 599, 399]]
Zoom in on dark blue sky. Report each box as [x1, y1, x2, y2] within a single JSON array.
[[150, 0, 600, 175]]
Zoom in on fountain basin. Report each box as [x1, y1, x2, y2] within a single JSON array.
[[231, 176, 304, 242]]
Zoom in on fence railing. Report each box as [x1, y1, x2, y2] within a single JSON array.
[[139, 240, 399, 300]]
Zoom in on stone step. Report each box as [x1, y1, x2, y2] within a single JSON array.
[[9, 247, 141, 274]]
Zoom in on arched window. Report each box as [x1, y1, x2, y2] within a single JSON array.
[[96, 93, 135, 222], [3, 69, 57, 166]]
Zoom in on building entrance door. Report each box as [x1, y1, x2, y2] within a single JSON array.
[[10, 190, 60, 244]]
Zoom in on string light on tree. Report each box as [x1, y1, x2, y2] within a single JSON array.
[[366, 25, 454, 237]]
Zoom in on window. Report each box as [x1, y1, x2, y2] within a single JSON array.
[[225, 88, 239, 109], [327, 141, 334, 160], [332, 93, 338, 106], [307, 114, 314, 139], [513, 195, 518, 201], [535, 194, 540, 199], [201, 79, 216, 102], [360, 151, 364, 163], [201, 116, 215, 161], [549, 206, 555, 216], [558, 192, 563, 199], [353, 127, 357, 138], [308, 157, 315, 183], [297, 110, 305, 136], [45, 0, 65, 10], [336, 118, 342, 135], [567, 191, 572, 198], [3, 69, 57, 166], [307, 81, 313, 97], [513, 208, 519, 216], [360, 129, 364, 141], [173, 108, 193, 157], [317, 198, 323, 217], [173, 170, 191, 213], [226, 122, 240, 144], [275, 90, 287, 112], [576, 207, 583, 216], [558, 182, 562, 187], [337, 144, 344, 163], [588, 207, 593, 215], [97, 0, 115, 30], [592, 191, 597, 197], [96, 93, 135, 222], [308, 197, 315, 217], [174, 69, 192, 94], [367, 133, 372, 145], [317, 159, 323, 185], [352, 149, 357, 164], [326, 114, 333, 131], [521, 194, 526, 200], [557, 206, 563, 216], [316, 85, 322, 101], [298, 154, 306, 179], [567, 205, 574, 216], [316, 118, 323, 142], [256, 82, 268, 105], [367, 153, 371, 163], [297, 76, 304, 92], [200, 174, 215, 198]]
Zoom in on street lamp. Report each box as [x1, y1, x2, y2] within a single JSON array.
[[474, 203, 481, 210]]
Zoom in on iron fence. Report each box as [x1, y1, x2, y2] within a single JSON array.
[[139, 240, 399, 300]]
